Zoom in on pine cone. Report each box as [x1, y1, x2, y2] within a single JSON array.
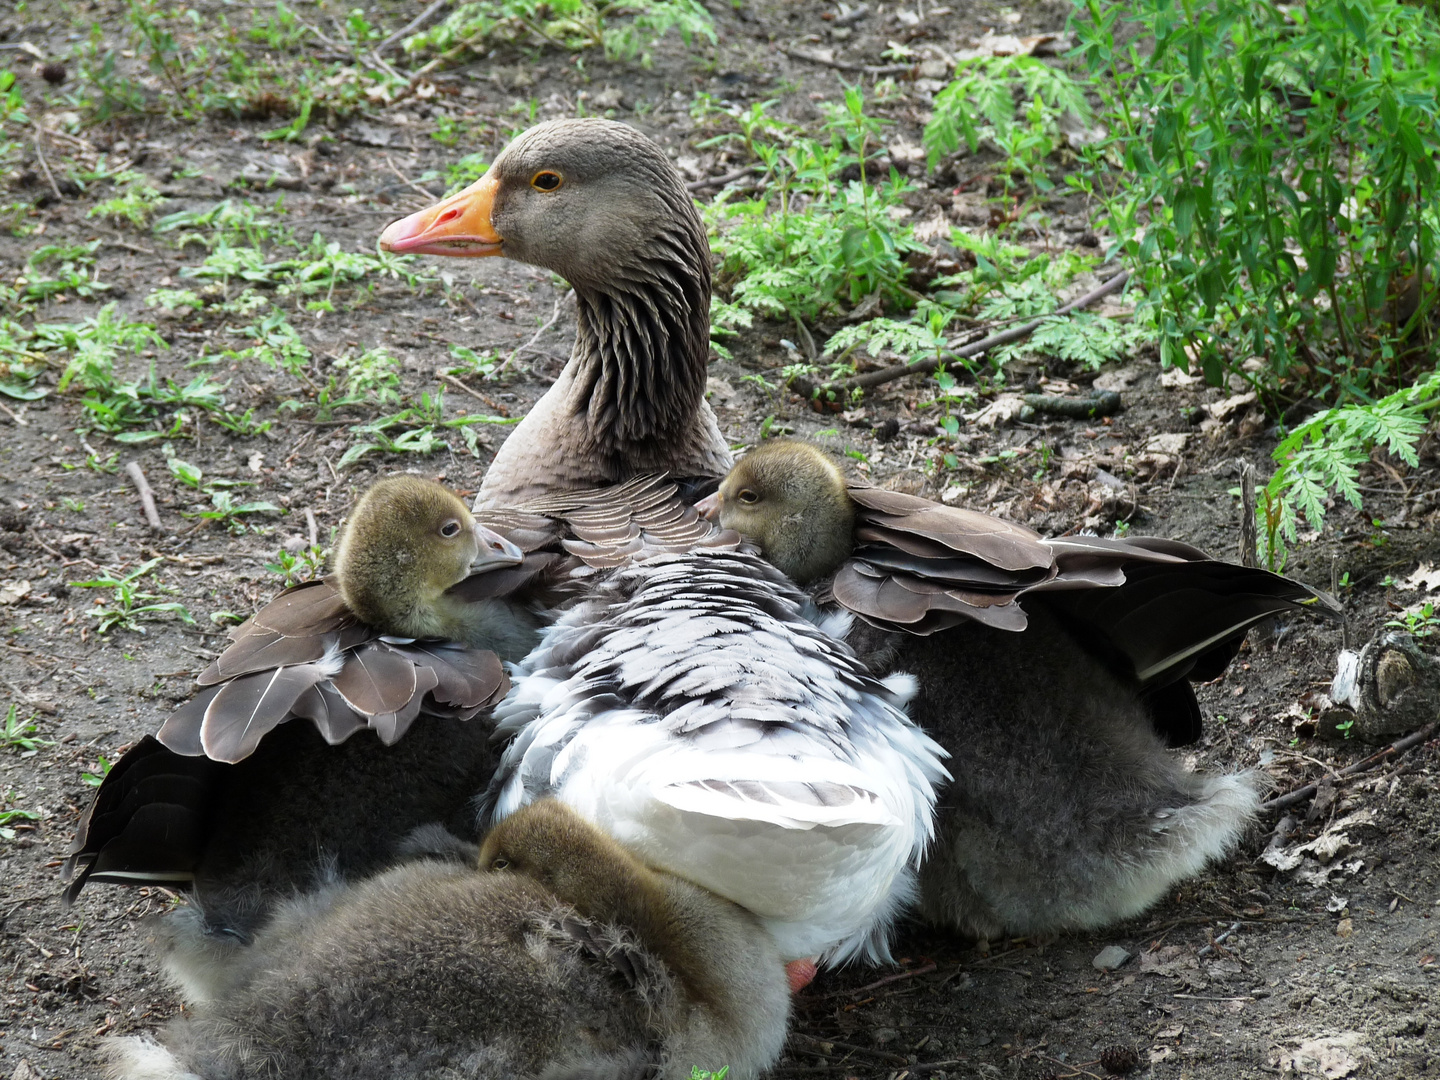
[[1100, 1044, 1141, 1074]]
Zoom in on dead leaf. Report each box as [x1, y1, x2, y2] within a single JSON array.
[[1275, 1032, 1372, 1077], [1402, 562, 1440, 593], [0, 580, 31, 605]]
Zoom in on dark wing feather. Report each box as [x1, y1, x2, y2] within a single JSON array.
[[63, 737, 217, 903], [833, 485, 1057, 633], [849, 485, 1054, 572]]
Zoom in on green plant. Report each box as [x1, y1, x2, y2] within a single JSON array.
[[265, 542, 328, 587], [1388, 600, 1439, 638], [0, 791, 40, 841], [688, 1068, 728, 1080], [24, 241, 112, 302], [924, 55, 1090, 197], [81, 755, 113, 787], [1258, 369, 1440, 569], [75, 557, 195, 634], [707, 86, 926, 325], [407, 0, 714, 68], [1, 704, 52, 753], [168, 456, 283, 532], [88, 170, 166, 226], [1071, 0, 1439, 395]]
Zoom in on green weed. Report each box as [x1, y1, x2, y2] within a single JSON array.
[[407, 0, 714, 69], [1, 704, 52, 754], [81, 755, 114, 787], [168, 456, 282, 533], [0, 791, 40, 841], [75, 557, 196, 634], [88, 170, 166, 227], [1071, 0, 1439, 397], [265, 542, 328, 587]]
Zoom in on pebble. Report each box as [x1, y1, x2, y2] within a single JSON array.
[[1092, 945, 1132, 971]]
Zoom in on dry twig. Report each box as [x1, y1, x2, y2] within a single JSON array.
[[376, 0, 450, 55], [124, 461, 164, 533], [1262, 720, 1438, 812], [782, 46, 913, 76]]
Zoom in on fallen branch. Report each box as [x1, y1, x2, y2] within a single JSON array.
[[376, 0, 449, 55], [685, 164, 765, 193], [32, 125, 63, 202], [1023, 389, 1122, 420], [1262, 720, 1438, 812], [811, 959, 938, 1000], [125, 461, 164, 533], [1196, 920, 1243, 959], [790, 269, 1131, 402], [782, 45, 913, 76]]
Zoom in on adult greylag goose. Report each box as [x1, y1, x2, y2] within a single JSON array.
[[382, 123, 949, 977], [379, 117, 733, 507], [106, 799, 790, 1080], [64, 477, 525, 920], [703, 439, 1344, 941]]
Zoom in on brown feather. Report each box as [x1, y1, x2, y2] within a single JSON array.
[[199, 663, 335, 763], [329, 643, 420, 718]]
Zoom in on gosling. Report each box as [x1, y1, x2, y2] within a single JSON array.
[[107, 799, 790, 1080]]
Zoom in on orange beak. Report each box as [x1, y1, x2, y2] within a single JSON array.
[[378, 172, 503, 257], [695, 491, 722, 521]]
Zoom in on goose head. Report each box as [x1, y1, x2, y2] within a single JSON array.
[[332, 475, 523, 640], [379, 119, 727, 504], [703, 440, 857, 585]]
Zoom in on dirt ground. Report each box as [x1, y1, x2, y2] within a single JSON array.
[[3, 1, 1439, 1077]]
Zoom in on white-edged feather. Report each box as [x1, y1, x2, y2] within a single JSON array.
[[484, 550, 949, 964]]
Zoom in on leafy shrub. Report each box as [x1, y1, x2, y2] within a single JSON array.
[[924, 55, 1091, 196], [1071, 0, 1439, 397], [1068, 0, 1440, 565], [706, 86, 925, 324], [406, 0, 714, 66]]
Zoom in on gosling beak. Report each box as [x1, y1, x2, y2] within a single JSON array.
[[470, 523, 525, 573], [378, 172, 503, 257], [695, 491, 722, 521]]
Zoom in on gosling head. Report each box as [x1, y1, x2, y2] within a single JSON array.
[[332, 475, 523, 639], [479, 800, 653, 918], [702, 440, 857, 585]]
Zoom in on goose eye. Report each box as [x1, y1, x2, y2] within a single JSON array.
[[737, 489, 760, 505], [531, 170, 562, 192], [489, 856, 510, 871], [440, 520, 462, 538]]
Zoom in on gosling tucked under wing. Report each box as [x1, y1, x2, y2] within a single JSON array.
[[107, 800, 790, 1080], [379, 117, 733, 507], [708, 439, 1343, 746], [482, 548, 949, 965], [709, 441, 1342, 941], [65, 477, 524, 913]]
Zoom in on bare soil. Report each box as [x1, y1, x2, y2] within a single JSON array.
[[2, 1, 1438, 1078]]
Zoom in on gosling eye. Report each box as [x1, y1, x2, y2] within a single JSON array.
[[531, 170, 562, 192], [440, 519, 462, 538], [737, 489, 761, 505], [489, 856, 510, 871]]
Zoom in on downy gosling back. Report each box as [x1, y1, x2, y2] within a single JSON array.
[[108, 799, 790, 1080]]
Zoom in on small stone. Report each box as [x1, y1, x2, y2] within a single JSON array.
[[1336, 917, 1354, 938], [1092, 945, 1131, 971]]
